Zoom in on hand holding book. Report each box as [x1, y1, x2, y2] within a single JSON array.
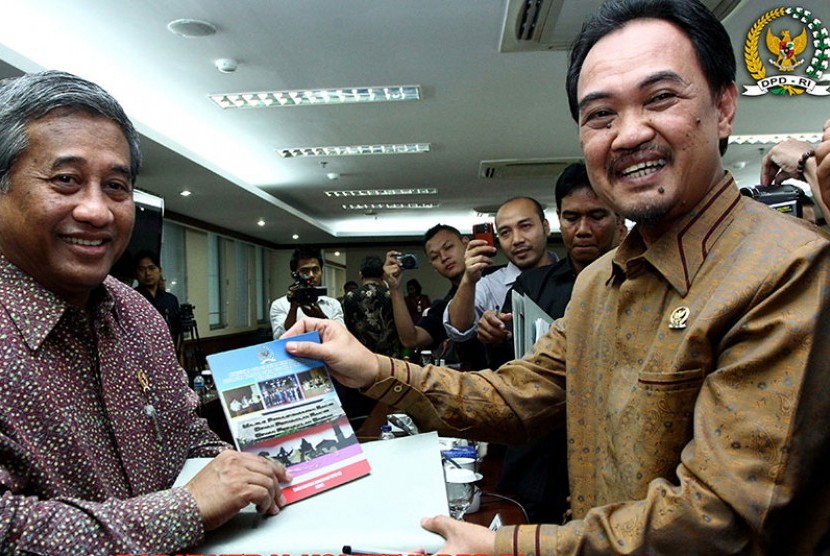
[[282, 317, 381, 389]]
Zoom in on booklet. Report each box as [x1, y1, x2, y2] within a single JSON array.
[[205, 331, 370, 504]]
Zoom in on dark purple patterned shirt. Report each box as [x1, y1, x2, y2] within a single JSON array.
[[0, 254, 230, 554]]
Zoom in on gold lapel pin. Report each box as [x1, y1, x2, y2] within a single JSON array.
[[669, 306, 690, 329]]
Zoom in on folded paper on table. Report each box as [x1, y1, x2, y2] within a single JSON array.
[[175, 432, 447, 553]]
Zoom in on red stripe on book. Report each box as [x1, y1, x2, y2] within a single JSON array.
[[282, 459, 372, 504]]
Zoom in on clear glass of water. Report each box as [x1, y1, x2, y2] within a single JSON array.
[[444, 467, 476, 520], [446, 480, 474, 519]]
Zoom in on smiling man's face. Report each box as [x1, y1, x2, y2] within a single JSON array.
[[577, 19, 736, 238], [0, 110, 135, 306]]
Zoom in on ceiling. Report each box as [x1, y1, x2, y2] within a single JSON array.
[[0, 0, 827, 246]]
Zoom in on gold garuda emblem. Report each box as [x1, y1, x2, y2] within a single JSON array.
[[743, 6, 829, 97]]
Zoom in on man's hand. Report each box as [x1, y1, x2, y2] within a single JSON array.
[[300, 302, 326, 318], [760, 137, 814, 185], [420, 515, 497, 555], [286, 283, 300, 303], [461, 239, 497, 286], [185, 450, 291, 531], [282, 317, 380, 389], [476, 310, 512, 345], [817, 118, 830, 210], [384, 250, 404, 290]]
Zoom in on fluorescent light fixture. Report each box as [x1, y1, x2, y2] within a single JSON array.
[[278, 143, 430, 158], [325, 188, 437, 198], [729, 133, 822, 145], [210, 85, 420, 109], [341, 202, 438, 211]]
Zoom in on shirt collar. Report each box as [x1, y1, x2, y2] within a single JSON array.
[[611, 172, 741, 296], [503, 261, 522, 284], [0, 254, 119, 351]]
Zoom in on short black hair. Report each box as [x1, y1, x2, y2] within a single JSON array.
[[565, 0, 735, 155], [555, 162, 594, 209], [360, 256, 384, 279], [423, 223, 462, 246], [290, 247, 323, 272], [344, 280, 359, 290], [134, 249, 160, 270]]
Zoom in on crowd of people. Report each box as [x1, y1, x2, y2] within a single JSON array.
[[1, 0, 829, 554]]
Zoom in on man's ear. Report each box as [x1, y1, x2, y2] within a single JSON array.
[[716, 82, 738, 140], [542, 218, 551, 236], [461, 236, 469, 246]]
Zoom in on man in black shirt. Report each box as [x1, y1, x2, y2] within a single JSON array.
[[478, 163, 625, 523], [384, 224, 469, 363], [134, 250, 181, 345]]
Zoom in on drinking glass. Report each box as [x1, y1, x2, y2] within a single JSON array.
[[445, 480, 474, 520]]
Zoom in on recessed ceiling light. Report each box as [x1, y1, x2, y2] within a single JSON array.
[[257, 218, 265, 227], [209, 85, 420, 109], [167, 19, 217, 38], [292, 234, 299, 240], [728, 132, 822, 145], [180, 190, 192, 197], [278, 143, 430, 158], [325, 188, 437, 197], [341, 202, 438, 211]]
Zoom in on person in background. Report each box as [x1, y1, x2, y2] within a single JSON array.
[[134, 249, 181, 344], [338, 280, 358, 305], [341, 256, 401, 422], [384, 224, 467, 362], [282, 0, 830, 552], [344, 256, 401, 357], [443, 197, 556, 356], [404, 278, 430, 325], [269, 246, 344, 339], [0, 70, 289, 554], [480, 162, 625, 523]]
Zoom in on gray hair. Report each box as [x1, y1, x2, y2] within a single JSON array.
[[0, 70, 142, 193]]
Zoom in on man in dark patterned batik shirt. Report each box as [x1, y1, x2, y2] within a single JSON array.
[[0, 70, 290, 554]]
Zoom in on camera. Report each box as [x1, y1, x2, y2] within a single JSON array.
[[740, 184, 803, 218], [395, 253, 419, 270], [291, 271, 320, 305]]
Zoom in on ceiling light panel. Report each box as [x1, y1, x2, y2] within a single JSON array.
[[210, 85, 420, 109], [342, 202, 438, 210], [729, 133, 822, 145], [278, 143, 430, 158], [325, 188, 437, 198]]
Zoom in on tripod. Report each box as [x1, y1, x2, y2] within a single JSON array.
[[178, 303, 206, 383]]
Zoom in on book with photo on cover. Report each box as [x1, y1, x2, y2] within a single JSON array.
[[205, 331, 370, 504]]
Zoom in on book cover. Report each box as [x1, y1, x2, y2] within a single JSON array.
[[205, 331, 370, 504]]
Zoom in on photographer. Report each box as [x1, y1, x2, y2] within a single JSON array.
[[269, 247, 344, 339], [383, 224, 468, 359]]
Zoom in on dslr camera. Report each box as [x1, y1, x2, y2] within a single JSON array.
[[290, 271, 320, 305], [395, 253, 419, 270], [740, 184, 803, 218]]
